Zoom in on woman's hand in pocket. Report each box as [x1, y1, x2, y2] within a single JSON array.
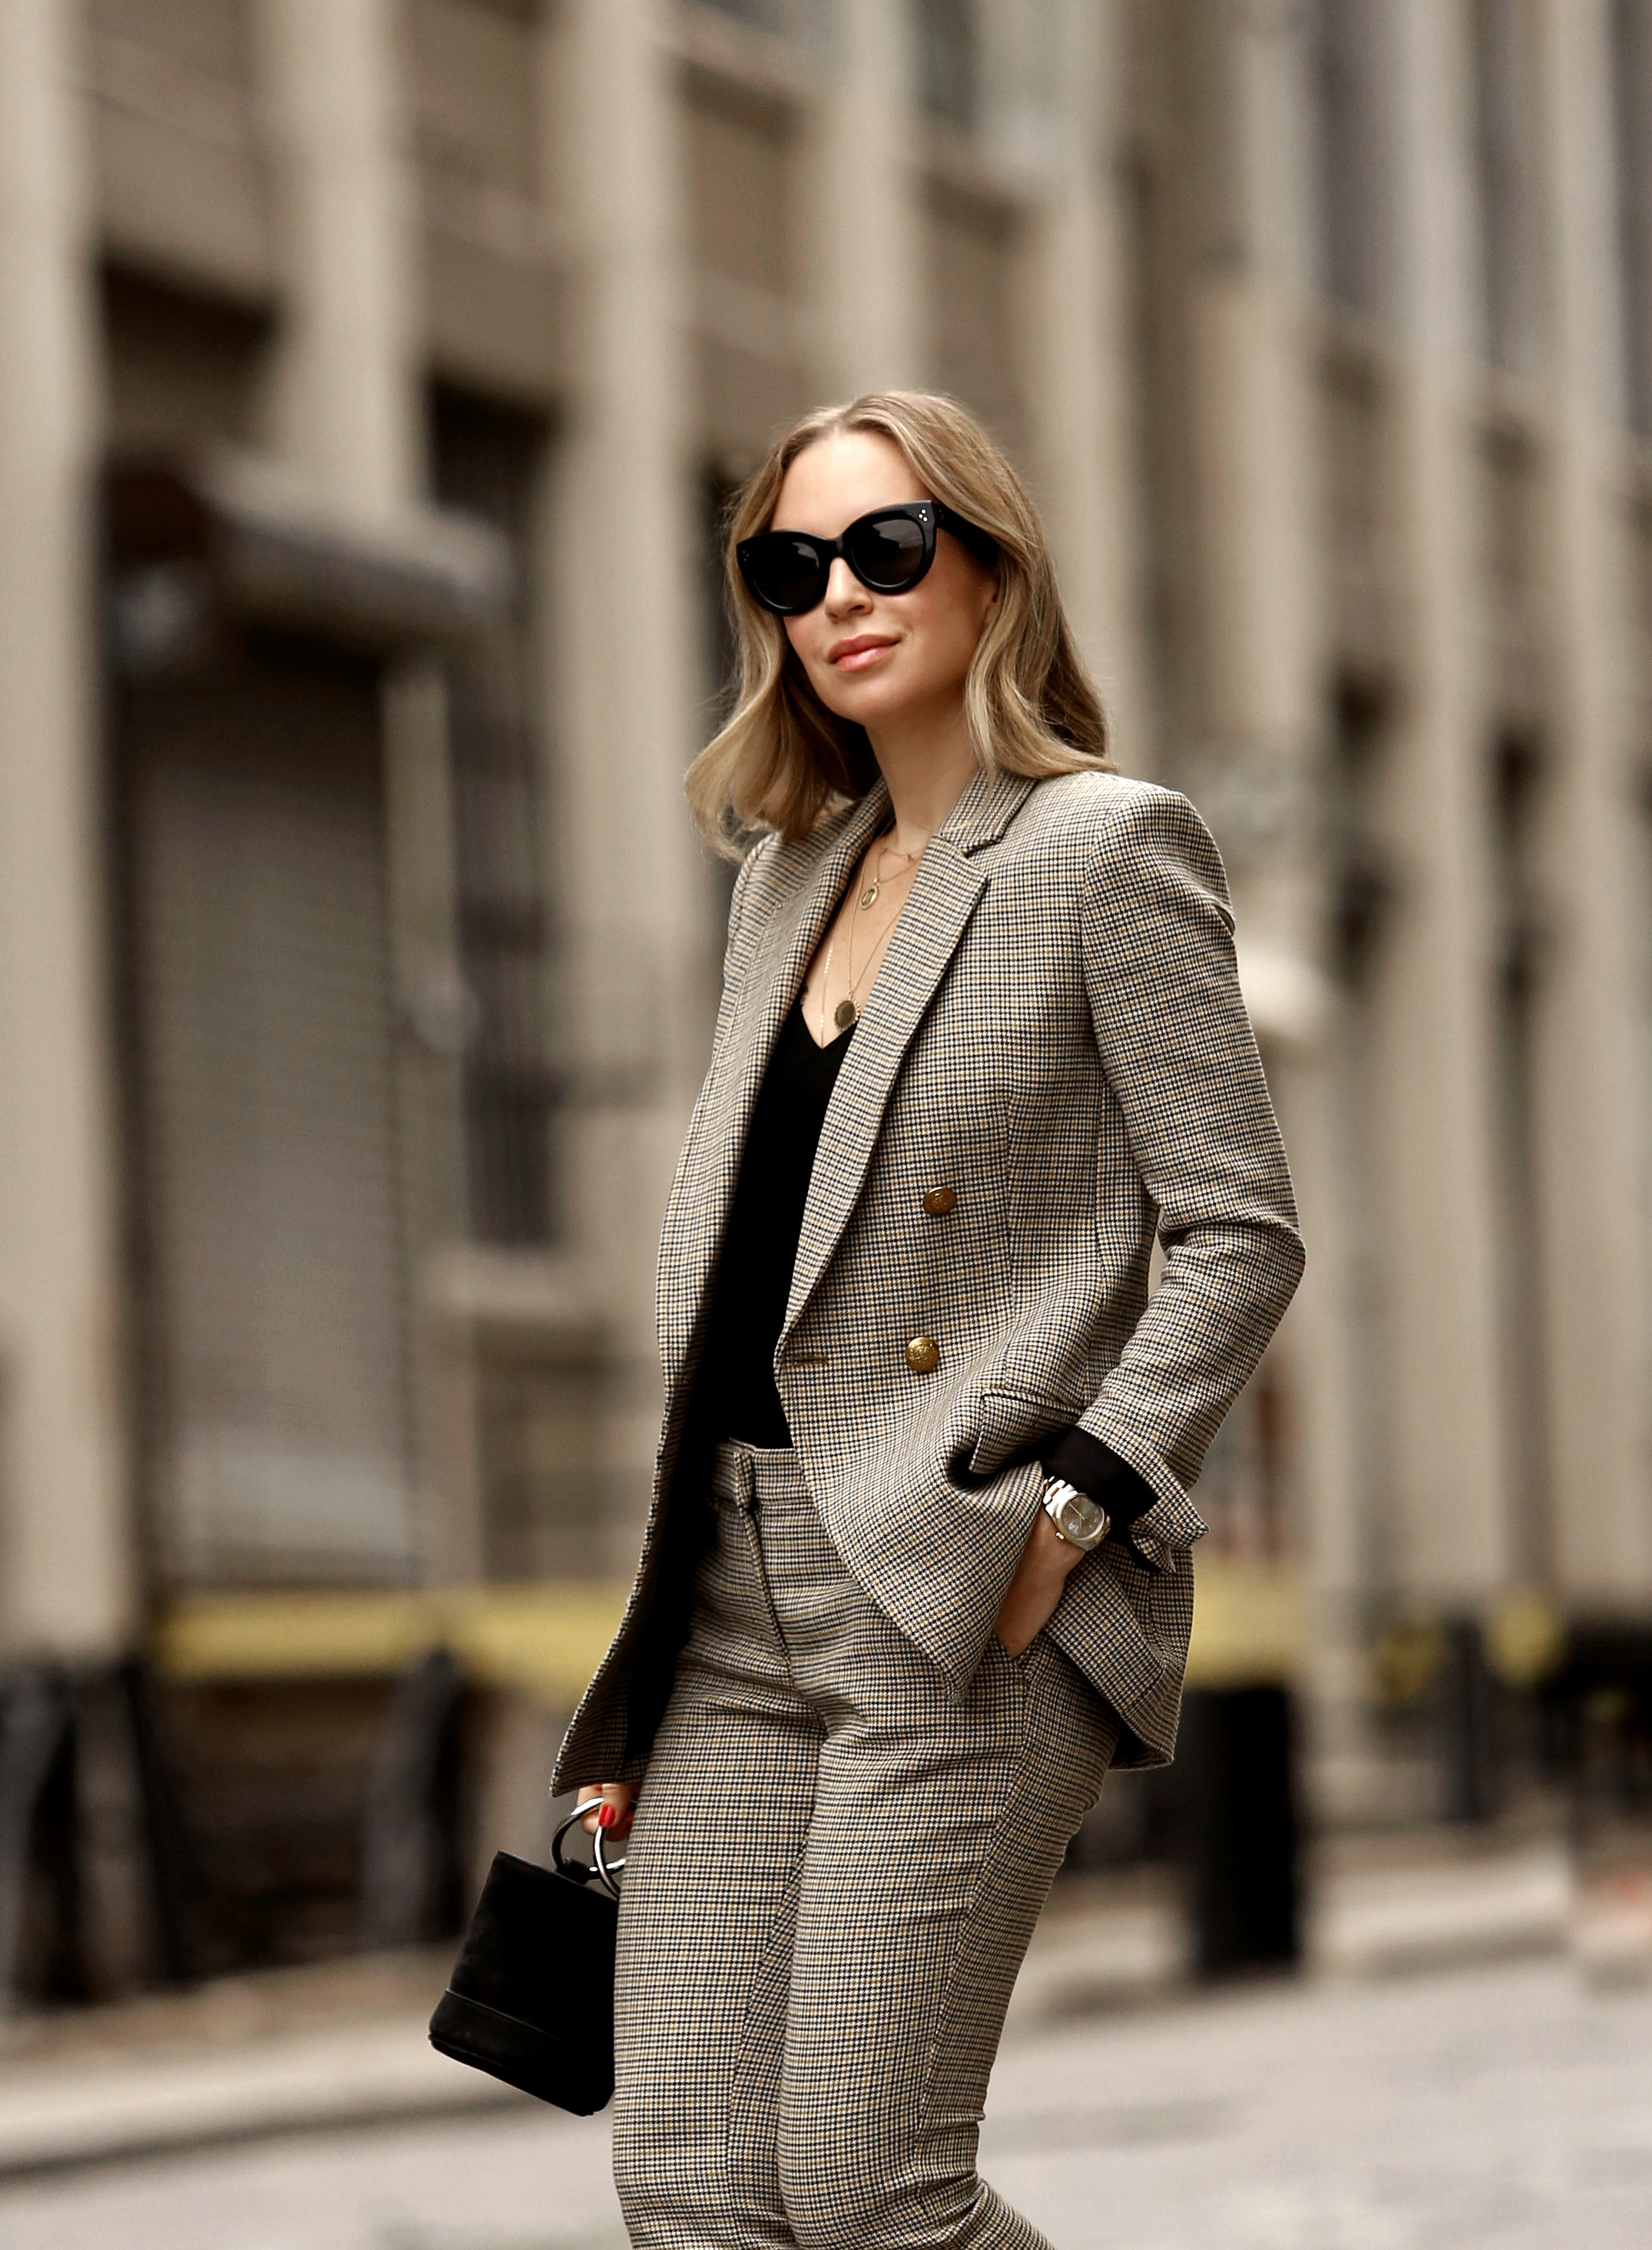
[[994, 1507, 1088, 1658]]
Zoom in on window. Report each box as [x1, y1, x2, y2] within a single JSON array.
[[1487, 730, 1554, 1584], [1471, 0, 1545, 376], [699, 0, 792, 30], [923, 177, 1028, 461], [702, 467, 743, 741], [1612, 0, 1652, 434], [100, 267, 273, 452], [1629, 503, 1652, 1403], [1636, 766, 1652, 1357], [915, 0, 979, 132], [1308, 0, 1389, 318], [1324, 675, 1402, 1600], [429, 387, 557, 1246]]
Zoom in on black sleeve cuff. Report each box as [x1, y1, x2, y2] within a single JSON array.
[[1040, 1427, 1160, 1563]]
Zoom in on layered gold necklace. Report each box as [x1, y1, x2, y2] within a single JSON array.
[[820, 829, 926, 1037]]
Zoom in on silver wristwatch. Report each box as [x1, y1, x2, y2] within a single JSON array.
[[1041, 1475, 1110, 1551]]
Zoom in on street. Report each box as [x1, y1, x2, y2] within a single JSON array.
[[2, 1955, 1648, 2249]]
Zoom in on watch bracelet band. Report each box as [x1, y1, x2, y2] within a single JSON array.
[[1040, 1429, 1158, 1537], [1041, 1474, 1110, 1550]]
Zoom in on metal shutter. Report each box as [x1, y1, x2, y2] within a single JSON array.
[[128, 658, 416, 1585]]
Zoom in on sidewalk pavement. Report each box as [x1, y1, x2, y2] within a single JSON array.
[[0, 1829, 1611, 2180]]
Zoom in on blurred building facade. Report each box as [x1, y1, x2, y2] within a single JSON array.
[[2, 0, 1651, 1984]]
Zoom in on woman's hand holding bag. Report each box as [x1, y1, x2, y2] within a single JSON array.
[[427, 1800, 626, 2114]]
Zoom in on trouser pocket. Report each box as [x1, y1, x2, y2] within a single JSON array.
[[993, 1626, 1044, 1676]]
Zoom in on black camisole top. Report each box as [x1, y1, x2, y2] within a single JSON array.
[[692, 995, 856, 1448]]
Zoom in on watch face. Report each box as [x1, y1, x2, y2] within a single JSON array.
[[1058, 1492, 1107, 1546]]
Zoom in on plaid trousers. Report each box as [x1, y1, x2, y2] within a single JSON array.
[[612, 1442, 1119, 2250]]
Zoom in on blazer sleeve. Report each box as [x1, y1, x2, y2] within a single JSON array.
[[1073, 788, 1305, 1562]]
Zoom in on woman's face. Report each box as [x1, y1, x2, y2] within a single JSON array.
[[771, 431, 998, 740]]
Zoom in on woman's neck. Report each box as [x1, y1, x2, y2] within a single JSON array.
[[866, 703, 978, 861]]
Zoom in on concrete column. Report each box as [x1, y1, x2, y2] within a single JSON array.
[[806, 0, 923, 398], [543, 0, 704, 1527], [1180, 6, 1324, 1033], [1528, 0, 1652, 1603], [255, 0, 420, 514], [0, 0, 133, 1656], [1171, 9, 1373, 1817], [1379, 0, 1513, 1603], [1186, 10, 1319, 783], [1016, 0, 1150, 773]]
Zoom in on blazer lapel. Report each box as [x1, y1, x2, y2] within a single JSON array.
[[781, 768, 1035, 1336], [658, 782, 891, 1388]]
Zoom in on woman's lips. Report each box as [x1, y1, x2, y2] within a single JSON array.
[[830, 637, 896, 671]]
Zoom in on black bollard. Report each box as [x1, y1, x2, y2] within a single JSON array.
[[1182, 1684, 1301, 1979], [1439, 1617, 1497, 1825], [358, 1649, 467, 1950], [0, 1669, 85, 2007]]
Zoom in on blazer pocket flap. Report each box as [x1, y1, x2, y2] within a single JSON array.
[[967, 1385, 1084, 1479]]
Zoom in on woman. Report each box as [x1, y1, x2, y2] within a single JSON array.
[[556, 391, 1303, 2249]]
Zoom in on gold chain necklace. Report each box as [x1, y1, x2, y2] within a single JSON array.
[[828, 831, 924, 1032], [857, 833, 922, 911]]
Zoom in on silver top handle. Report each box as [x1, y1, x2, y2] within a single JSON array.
[[552, 1800, 626, 1899]]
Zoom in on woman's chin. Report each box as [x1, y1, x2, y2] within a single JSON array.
[[812, 674, 924, 733]]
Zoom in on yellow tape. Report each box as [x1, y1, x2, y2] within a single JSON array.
[[1183, 1560, 1305, 1688], [152, 1583, 630, 1706], [155, 1559, 1306, 1704]]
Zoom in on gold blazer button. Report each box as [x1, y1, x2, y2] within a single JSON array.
[[905, 1334, 940, 1374], [921, 1186, 957, 1216]]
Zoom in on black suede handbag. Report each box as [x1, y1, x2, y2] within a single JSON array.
[[428, 1803, 623, 2114]]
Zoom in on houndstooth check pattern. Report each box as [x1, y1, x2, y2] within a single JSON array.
[[612, 1442, 1120, 2250], [554, 766, 1304, 1793]]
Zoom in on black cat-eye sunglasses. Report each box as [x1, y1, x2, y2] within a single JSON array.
[[735, 500, 999, 617]]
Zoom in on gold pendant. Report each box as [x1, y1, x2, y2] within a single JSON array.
[[859, 881, 879, 909], [834, 997, 857, 1029]]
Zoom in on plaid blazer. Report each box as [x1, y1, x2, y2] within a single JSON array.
[[553, 766, 1304, 1787]]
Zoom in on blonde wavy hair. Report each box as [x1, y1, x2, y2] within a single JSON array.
[[685, 391, 1113, 853]]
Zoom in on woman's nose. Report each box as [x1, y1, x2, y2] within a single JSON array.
[[821, 556, 869, 615]]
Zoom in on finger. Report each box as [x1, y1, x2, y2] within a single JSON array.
[[579, 1784, 638, 1835]]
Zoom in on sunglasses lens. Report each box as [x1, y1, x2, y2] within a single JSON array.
[[846, 512, 928, 590], [744, 535, 826, 614]]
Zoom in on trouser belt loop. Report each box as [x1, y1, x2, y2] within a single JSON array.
[[711, 1440, 758, 1511]]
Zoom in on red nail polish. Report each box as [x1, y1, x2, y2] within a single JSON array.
[[597, 1804, 616, 1829]]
